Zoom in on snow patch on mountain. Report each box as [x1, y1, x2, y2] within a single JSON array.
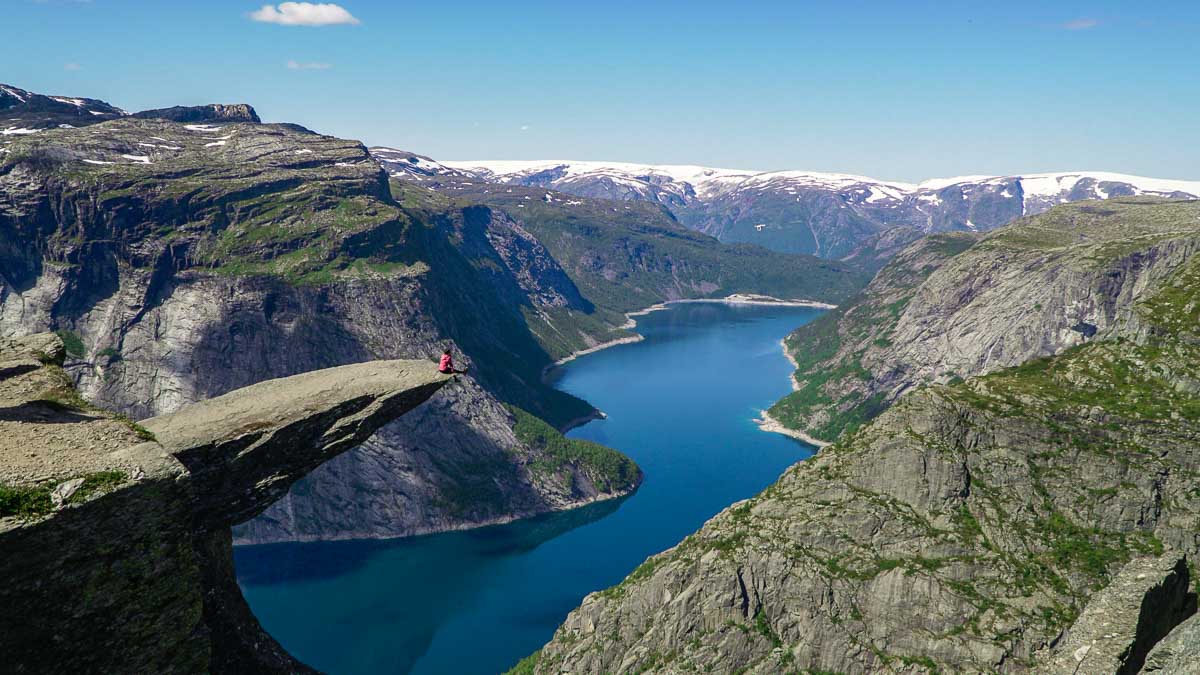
[[443, 159, 1200, 204], [50, 96, 87, 108]]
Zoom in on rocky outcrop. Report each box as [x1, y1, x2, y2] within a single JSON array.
[[132, 103, 262, 124], [527, 201, 1200, 673], [141, 358, 450, 529], [0, 110, 652, 545], [770, 198, 1200, 443], [0, 334, 447, 672], [235, 379, 642, 543], [1143, 612, 1200, 673], [1039, 554, 1195, 674]]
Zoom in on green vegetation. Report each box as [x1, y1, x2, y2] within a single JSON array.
[[427, 453, 520, 519], [508, 406, 640, 494], [519, 305, 631, 363], [0, 484, 53, 519], [766, 231, 983, 442], [54, 329, 85, 358], [32, 364, 157, 441], [1140, 255, 1200, 338], [753, 608, 783, 649], [979, 198, 1200, 256], [767, 199, 1200, 444], [503, 651, 540, 675], [450, 182, 869, 313], [0, 471, 127, 520]]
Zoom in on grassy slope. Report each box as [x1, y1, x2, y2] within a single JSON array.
[[769, 198, 1200, 443], [508, 406, 641, 494], [768, 232, 977, 439], [445, 182, 870, 313]]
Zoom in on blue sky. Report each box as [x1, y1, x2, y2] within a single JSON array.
[[4, 0, 1198, 181]]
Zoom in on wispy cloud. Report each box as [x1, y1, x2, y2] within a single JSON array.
[[63, 62, 82, 71], [520, 125, 530, 131], [251, 2, 359, 26], [1062, 18, 1100, 31], [287, 60, 333, 70]]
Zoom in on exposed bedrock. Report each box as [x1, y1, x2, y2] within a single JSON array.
[[0, 334, 448, 673]]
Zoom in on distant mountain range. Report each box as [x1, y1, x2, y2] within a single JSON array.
[[8, 79, 1194, 262], [372, 151, 1200, 259]]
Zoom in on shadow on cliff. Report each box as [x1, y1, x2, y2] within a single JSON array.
[[234, 494, 628, 586], [0, 401, 98, 423], [0, 472, 206, 672]]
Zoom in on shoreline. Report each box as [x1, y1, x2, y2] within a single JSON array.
[[544, 294, 836, 433], [548, 334, 645, 371], [668, 294, 837, 310], [545, 294, 835, 376], [559, 409, 608, 434], [755, 408, 831, 448], [779, 338, 801, 391]]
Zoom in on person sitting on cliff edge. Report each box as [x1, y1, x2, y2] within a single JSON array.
[[438, 348, 468, 375]]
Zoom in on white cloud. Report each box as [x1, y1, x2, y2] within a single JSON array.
[[1062, 18, 1099, 30], [63, 63, 82, 71], [250, 2, 359, 26], [287, 60, 333, 70], [520, 125, 530, 131]]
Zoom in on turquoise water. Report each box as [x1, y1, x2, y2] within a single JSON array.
[[235, 302, 821, 674]]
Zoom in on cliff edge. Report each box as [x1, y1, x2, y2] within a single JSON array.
[[0, 333, 448, 673]]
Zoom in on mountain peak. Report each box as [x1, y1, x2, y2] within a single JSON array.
[[132, 104, 261, 125]]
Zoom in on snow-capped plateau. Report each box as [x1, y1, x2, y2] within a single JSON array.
[[437, 159, 1199, 209], [376, 153, 1198, 258]]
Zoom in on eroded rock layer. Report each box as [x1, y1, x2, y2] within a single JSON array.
[[0, 334, 447, 673]]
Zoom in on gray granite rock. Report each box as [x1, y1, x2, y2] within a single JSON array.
[[0, 335, 447, 673]]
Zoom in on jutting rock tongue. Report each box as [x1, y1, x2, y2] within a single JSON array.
[[0, 333, 450, 674]]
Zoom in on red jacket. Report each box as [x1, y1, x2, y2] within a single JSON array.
[[439, 354, 453, 372]]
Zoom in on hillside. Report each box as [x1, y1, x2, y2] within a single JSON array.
[[0, 333, 448, 672], [769, 198, 1200, 443], [525, 198, 1200, 674], [428, 181, 865, 310], [381, 158, 867, 361], [0, 100, 644, 545]]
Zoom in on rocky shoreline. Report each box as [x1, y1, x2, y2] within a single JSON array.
[[545, 295, 835, 381], [755, 408, 830, 448]]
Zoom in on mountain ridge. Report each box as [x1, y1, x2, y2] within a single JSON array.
[[379, 151, 1199, 259], [437, 158, 1200, 198]]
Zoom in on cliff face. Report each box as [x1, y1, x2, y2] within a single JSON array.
[[770, 198, 1200, 443], [528, 200, 1200, 673], [0, 114, 645, 544], [390, 176, 870, 318], [0, 334, 447, 673]]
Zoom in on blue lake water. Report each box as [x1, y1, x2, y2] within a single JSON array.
[[235, 302, 821, 674]]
